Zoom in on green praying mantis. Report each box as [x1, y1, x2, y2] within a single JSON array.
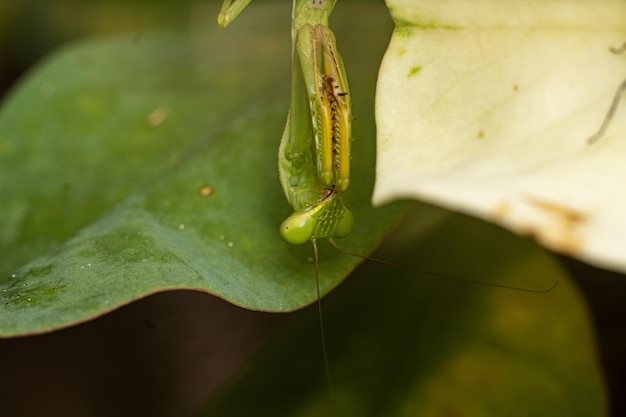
[[219, 0, 353, 255], [219, 0, 353, 388], [217, 2, 558, 383], [217, 0, 556, 299]]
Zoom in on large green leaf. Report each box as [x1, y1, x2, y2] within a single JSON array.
[[201, 208, 607, 416], [0, 3, 406, 336]]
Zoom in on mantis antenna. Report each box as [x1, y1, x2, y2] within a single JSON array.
[[218, 0, 557, 394], [219, 0, 350, 394], [587, 42, 626, 145]]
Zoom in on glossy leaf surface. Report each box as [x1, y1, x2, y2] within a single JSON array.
[[0, 3, 405, 336]]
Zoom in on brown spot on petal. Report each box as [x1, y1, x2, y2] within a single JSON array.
[[491, 202, 510, 221], [524, 196, 586, 255]]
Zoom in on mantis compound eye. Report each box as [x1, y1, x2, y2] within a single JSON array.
[[333, 208, 354, 238], [280, 212, 316, 245]]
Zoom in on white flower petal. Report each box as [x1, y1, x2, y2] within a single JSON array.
[[375, 0, 626, 271]]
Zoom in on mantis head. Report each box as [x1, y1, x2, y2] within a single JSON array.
[[280, 199, 354, 245]]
